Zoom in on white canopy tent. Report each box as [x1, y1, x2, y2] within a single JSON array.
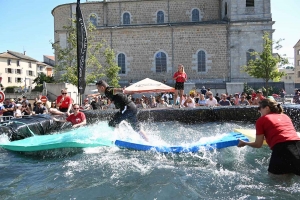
[[124, 78, 175, 94]]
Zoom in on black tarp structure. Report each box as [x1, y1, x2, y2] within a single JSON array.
[[1, 105, 300, 141]]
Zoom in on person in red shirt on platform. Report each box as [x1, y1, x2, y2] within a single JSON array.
[[238, 99, 300, 176], [55, 89, 73, 116], [173, 64, 187, 108], [53, 104, 86, 128]]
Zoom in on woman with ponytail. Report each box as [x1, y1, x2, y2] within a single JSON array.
[[238, 98, 300, 175]]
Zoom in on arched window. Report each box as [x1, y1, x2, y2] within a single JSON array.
[[197, 50, 206, 72], [155, 52, 167, 73], [246, 49, 255, 64], [246, 0, 254, 7], [90, 14, 97, 26], [123, 12, 130, 25], [225, 2, 228, 16], [157, 11, 164, 24], [118, 53, 126, 74], [192, 9, 200, 22]]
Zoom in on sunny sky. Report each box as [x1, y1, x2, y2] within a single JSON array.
[[0, 0, 299, 65]]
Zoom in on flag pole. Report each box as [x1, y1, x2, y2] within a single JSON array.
[[76, 0, 87, 106]]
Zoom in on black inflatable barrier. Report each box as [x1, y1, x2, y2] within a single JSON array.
[[1, 105, 300, 141], [0, 115, 70, 141]]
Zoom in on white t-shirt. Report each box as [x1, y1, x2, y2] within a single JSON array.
[[14, 109, 22, 118], [205, 98, 218, 106]]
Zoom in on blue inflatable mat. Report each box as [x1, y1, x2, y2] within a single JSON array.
[[115, 132, 249, 153], [0, 127, 114, 152]]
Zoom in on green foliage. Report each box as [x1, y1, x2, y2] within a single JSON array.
[[52, 19, 120, 87], [242, 32, 287, 96], [104, 48, 120, 87], [32, 85, 43, 92], [33, 72, 55, 85], [5, 86, 19, 93]]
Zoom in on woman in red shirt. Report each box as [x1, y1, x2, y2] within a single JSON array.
[[238, 99, 300, 175], [173, 64, 187, 108]]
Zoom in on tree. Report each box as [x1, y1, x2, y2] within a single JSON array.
[[32, 72, 55, 85], [52, 18, 120, 88], [242, 32, 288, 96]]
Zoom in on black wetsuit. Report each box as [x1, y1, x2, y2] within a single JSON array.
[[105, 87, 139, 131]]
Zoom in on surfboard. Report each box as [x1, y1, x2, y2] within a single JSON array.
[[234, 129, 300, 146], [115, 132, 249, 153], [0, 128, 114, 152], [234, 129, 268, 145]]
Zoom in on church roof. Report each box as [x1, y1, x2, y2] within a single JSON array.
[[294, 39, 300, 48]]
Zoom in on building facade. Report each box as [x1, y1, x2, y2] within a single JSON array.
[[52, 0, 273, 84], [294, 40, 300, 83], [0, 51, 54, 91]]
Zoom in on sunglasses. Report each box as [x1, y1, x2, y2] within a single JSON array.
[[73, 108, 80, 110], [62, 93, 67, 94]]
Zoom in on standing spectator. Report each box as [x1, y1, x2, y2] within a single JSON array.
[[53, 104, 87, 128], [55, 89, 72, 115], [33, 100, 48, 115], [22, 96, 29, 105], [215, 93, 221, 103], [173, 64, 187, 108], [279, 89, 286, 104], [205, 91, 218, 107], [201, 86, 207, 96], [238, 95, 250, 106], [21, 101, 32, 116], [252, 91, 266, 105], [233, 93, 240, 105], [2, 98, 15, 121], [219, 94, 231, 106], [90, 97, 101, 110], [104, 98, 116, 109], [251, 90, 257, 102], [83, 98, 92, 110], [293, 91, 300, 104], [14, 104, 22, 118]]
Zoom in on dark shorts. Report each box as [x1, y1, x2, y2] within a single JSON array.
[[108, 102, 140, 132], [59, 108, 68, 112], [268, 140, 300, 175], [175, 82, 184, 90]]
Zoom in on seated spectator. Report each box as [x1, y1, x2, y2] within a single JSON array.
[[53, 104, 86, 128], [90, 97, 101, 110], [21, 101, 32, 116], [183, 94, 196, 108], [33, 100, 48, 115], [238, 95, 250, 106], [219, 94, 231, 106], [205, 92, 218, 107], [157, 98, 169, 108], [197, 94, 206, 106], [14, 104, 23, 118], [149, 96, 157, 108]]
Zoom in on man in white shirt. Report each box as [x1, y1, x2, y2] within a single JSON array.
[[205, 91, 218, 106]]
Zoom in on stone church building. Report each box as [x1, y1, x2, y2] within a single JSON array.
[[52, 0, 273, 86]]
